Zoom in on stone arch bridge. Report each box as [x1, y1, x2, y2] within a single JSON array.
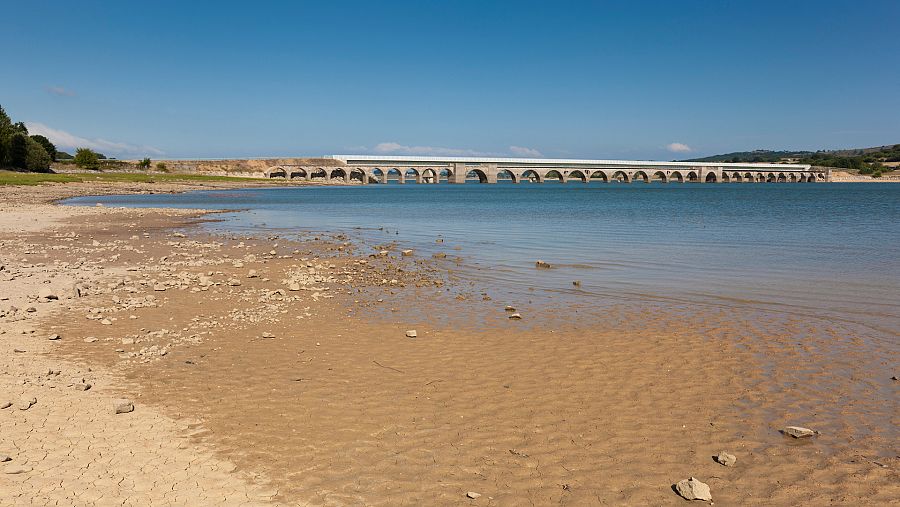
[[265, 156, 829, 184]]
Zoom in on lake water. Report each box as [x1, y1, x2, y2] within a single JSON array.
[[66, 183, 900, 337]]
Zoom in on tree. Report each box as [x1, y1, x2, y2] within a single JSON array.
[[138, 157, 151, 169], [30, 135, 57, 161], [9, 133, 29, 169], [25, 138, 51, 172], [74, 147, 100, 170]]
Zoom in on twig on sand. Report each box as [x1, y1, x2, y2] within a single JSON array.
[[372, 360, 403, 373]]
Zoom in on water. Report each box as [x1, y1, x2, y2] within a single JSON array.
[[66, 183, 900, 335]]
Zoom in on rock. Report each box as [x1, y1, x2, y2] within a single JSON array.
[[227, 278, 241, 286], [74, 381, 92, 391], [509, 313, 522, 320], [247, 269, 259, 278], [100, 319, 112, 325], [48, 334, 61, 341], [401, 249, 414, 256], [432, 252, 447, 259], [84, 337, 98, 343], [26, 306, 36, 313], [288, 282, 301, 291], [783, 426, 817, 438], [72, 284, 82, 298], [3, 464, 31, 474], [0, 401, 11, 409], [715, 451, 736, 467], [0, 454, 10, 462], [153, 284, 167, 291], [406, 330, 417, 338], [504, 305, 516, 312], [40, 290, 58, 300], [17, 396, 36, 411], [466, 492, 481, 499], [261, 332, 275, 339], [535, 260, 551, 269], [113, 399, 134, 414], [572, 280, 581, 287], [674, 477, 712, 501]]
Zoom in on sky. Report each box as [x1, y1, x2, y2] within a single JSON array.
[[2, 0, 899, 160]]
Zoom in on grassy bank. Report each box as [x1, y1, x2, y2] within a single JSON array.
[[0, 170, 266, 186]]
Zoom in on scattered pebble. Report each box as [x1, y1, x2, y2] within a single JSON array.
[[113, 399, 135, 414], [535, 260, 551, 269], [84, 337, 98, 343], [17, 396, 36, 411], [508, 313, 522, 320], [674, 477, 712, 501], [48, 334, 61, 341], [0, 454, 10, 462], [406, 330, 417, 338], [783, 426, 817, 438], [0, 401, 11, 409], [466, 491, 481, 499], [715, 451, 736, 467]]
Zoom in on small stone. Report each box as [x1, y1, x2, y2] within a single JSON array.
[[288, 282, 301, 291], [74, 382, 92, 391], [100, 319, 112, 325], [715, 451, 736, 467], [508, 313, 522, 320], [153, 284, 167, 291], [466, 491, 481, 499], [4, 464, 31, 474], [48, 334, 61, 341], [0, 454, 10, 462], [113, 399, 134, 414], [227, 279, 241, 286], [504, 305, 516, 312], [17, 396, 36, 411], [26, 306, 36, 313], [40, 290, 58, 300], [261, 332, 275, 339], [432, 252, 447, 259], [0, 401, 11, 409], [572, 280, 581, 287], [674, 477, 712, 501], [406, 330, 417, 338], [84, 337, 98, 343], [535, 260, 551, 269], [401, 249, 414, 256], [247, 269, 259, 278], [784, 426, 817, 438]]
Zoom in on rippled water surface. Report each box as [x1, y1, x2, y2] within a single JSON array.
[[68, 183, 900, 335]]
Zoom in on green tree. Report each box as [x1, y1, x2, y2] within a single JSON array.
[[30, 135, 57, 161], [155, 162, 168, 172], [74, 147, 100, 170], [25, 138, 51, 172], [0, 105, 12, 165], [9, 133, 29, 169], [138, 157, 151, 169]]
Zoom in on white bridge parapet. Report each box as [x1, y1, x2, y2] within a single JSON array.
[[264, 155, 829, 184]]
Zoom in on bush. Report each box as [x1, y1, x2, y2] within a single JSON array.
[[138, 157, 151, 169], [29, 135, 57, 161], [74, 148, 100, 170], [155, 162, 168, 172]]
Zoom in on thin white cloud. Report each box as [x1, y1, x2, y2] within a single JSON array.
[[46, 86, 76, 97], [666, 142, 692, 153], [509, 145, 542, 157], [373, 142, 491, 157], [25, 122, 164, 157]]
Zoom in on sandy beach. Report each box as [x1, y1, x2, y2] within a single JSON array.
[[1, 181, 897, 506]]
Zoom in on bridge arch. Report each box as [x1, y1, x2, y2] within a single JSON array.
[[520, 169, 542, 182], [466, 169, 488, 183], [731, 172, 742, 182], [669, 171, 684, 183], [267, 167, 286, 178], [777, 173, 787, 183], [310, 168, 327, 181], [543, 170, 564, 183], [369, 168, 385, 184], [686, 171, 699, 182], [421, 168, 438, 183], [652, 171, 667, 183], [404, 167, 421, 184], [566, 170, 587, 183], [330, 168, 347, 182], [611, 170, 630, 183], [705, 172, 718, 183], [789, 173, 798, 182], [439, 168, 453, 183], [386, 168, 404, 183], [349, 168, 366, 183], [632, 170, 649, 183], [722, 172, 730, 183], [497, 169, 518, 183], [766, 173, 776, 183], [590, 170, 609, 182], [807, 173, 817, 182]]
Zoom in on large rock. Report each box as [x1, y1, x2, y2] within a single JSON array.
[[17, 396, 36, 411], [674, 477, 712, 501], [113, 399, 134, 414], [405, 330, 417, 338], [784, 426, 817, 438]]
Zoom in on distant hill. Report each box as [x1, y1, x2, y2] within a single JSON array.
[[683, 144, 900, 176]]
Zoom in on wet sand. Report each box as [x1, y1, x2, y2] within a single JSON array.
[[1, 182, 898, 505]]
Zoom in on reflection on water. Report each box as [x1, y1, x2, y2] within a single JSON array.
[[67, 183, 900, 336]]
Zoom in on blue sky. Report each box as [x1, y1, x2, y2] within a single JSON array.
[[3, 0, 898, 160]]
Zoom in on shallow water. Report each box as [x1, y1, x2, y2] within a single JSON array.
[[67, 182, 900, 336]]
